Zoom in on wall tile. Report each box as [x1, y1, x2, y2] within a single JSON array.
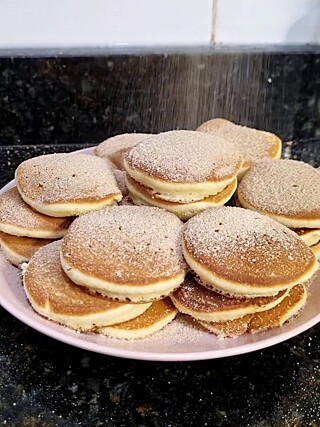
[[215, 0, 320, 44], [0, 0, 212, 48]]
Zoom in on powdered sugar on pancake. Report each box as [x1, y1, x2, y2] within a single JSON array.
[[16, 153, 121, 204], [126, 130, 242, 183], [238, 159, 320, 218]]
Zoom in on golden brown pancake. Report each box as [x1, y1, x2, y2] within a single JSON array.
[[23, 241, 151, 331], [0, 187, 72, 238], [99, 298, 178, 339], [61, 206, 186, 302], [199, 284, 306, 338], [196, 118, 281, 178], [124, 130, 243, 203], [171, 274, 290, 322], [237, 159, 320, 228], [94, 133, 152, 170], [293, 228, 320, 246], [183, 207, 318, 297], [126, 173, 237, 220], [0, 231, 52, 266], [15, 153, 122, 217]]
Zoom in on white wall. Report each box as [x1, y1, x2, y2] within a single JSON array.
[[0, 0, 318, 48]]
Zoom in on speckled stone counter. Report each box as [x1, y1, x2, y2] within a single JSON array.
[[0, 49, 320, 427]]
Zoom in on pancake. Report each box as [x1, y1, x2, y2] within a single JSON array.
[[126, 173, 237, 220], [183, 207, 318, 297], [0, 187, 72, 238], [0, 231, 52, 266], [124, 130, 243, 203], [99, 298, 177, 339], [94, 133, 152, 170], [235, 197, 320, 246], [237, 159, 320, 228], [61, 206, 186, 302], [171, 274, 290, 322], [294, 228, 320, 247], [196, 118, 281, 178], [23, 241, 151, 331], [199, 284, 306, 338], [311, 242, 320, 259], [15, 153, 122, 217]]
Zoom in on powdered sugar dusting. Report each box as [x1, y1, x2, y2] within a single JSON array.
[[62, 206, 186, 283], [16, 153, 121, 204], [197, 119, 280, 164], [238, 159, 320, 217], [0, 187, 71, 232], [184, 207, 316, 286], [126, 130, 242, 183], [95, 133, 152, 157]]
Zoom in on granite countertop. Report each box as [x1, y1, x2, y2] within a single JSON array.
[[0, 142, 320, 427]]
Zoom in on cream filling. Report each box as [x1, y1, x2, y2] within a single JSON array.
[[311, 242, 320, 259], [124, 159, 238, 202], [16, 181, 122, 217], [99, 310, 177, 340], [170, 287, 290, 322], [0, 221, 65, 239], [23, 282, 152, 331], [238, 194, 320, 229], [182, 242, 318, 297], [61, 252, 186, 303]]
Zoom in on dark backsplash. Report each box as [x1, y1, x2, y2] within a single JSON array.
[[0, 49, 319, 145]]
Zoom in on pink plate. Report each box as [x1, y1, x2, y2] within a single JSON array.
[[0, 147, 319, 361]]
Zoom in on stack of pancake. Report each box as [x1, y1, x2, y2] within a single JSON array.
[[196, 118, 282, 179], [0, 152, 122, 266], [123, 130, 243, 220], [23, 205, 186, 338], [0, 187, 72, 266], [1, 124, 319, 341], [171, 206, 318, 338], [237, 159, 320, 259]]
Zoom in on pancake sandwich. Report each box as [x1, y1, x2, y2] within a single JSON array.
[[198, 284, 306, 338], [99, 298, 178, 339], [237, 159, 320, 256], [0, 187, 72, 238], [196, 118, 281, 178], [23, 241, 151, 331], [15, 153, 122, 217], [0, 231, 52, 266], [61, 206, 186, 302], [124, 130, 242, 219], [94, 133, 152, 170], [183, 206, 318, 298]]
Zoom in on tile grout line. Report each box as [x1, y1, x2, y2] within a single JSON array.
[[210, 0, 217, 44]]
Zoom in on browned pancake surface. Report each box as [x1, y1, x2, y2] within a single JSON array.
[[184, 207, 316, 288], [108, 298, 176, 331], [126, 130, 242, 183], [16, 153, 121, 204], [62, 206, 186, 285], [0, 187, 72, 233], [126, 174, 237, 205], [0, 231, 52, 259], [238, 159, 320, 220], [196, 118, 281, 169], [24, 241, 129, 316], [172, 274, 287, 313]]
